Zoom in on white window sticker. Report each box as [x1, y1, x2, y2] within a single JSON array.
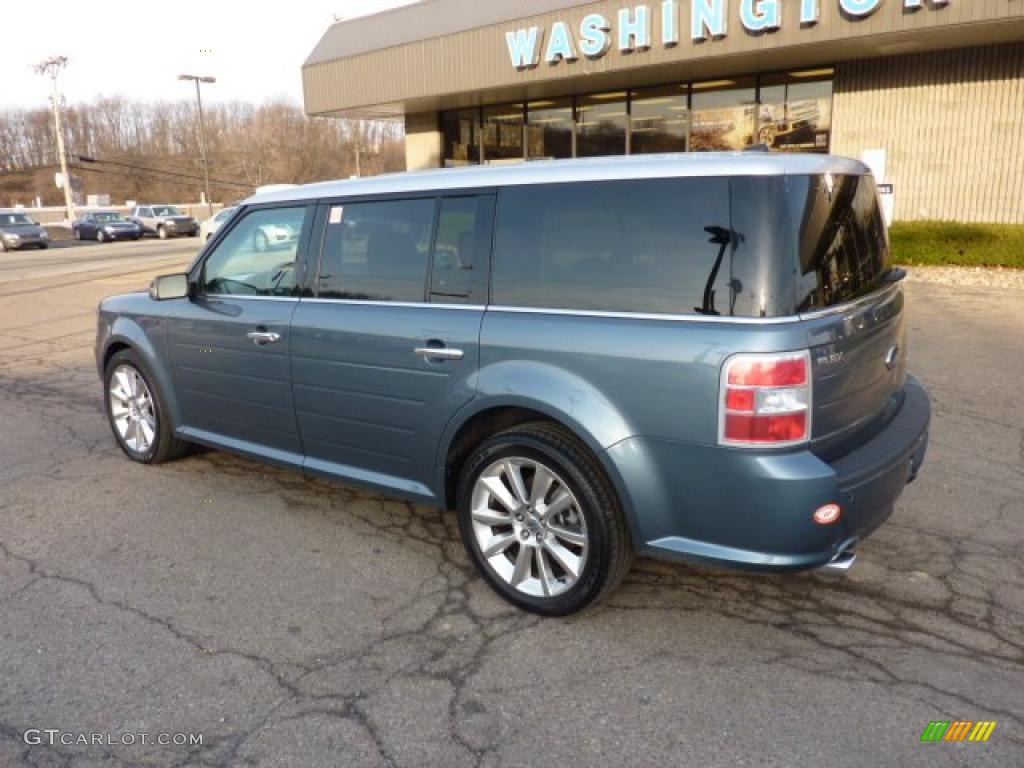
[[329, 206, 344, 225]]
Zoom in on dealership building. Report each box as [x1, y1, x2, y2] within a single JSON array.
[[303, 0, 1024, 223]]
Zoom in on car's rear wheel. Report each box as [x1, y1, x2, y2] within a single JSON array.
[[104, 350, 188, 464], [456, 422, 632, 616]]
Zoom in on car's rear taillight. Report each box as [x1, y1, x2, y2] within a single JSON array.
[[719, 351, 812, 447]]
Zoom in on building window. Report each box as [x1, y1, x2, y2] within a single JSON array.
[[526, 98, 574, 160], [690, 78, 757, 151], [576, 92, 627, 158], [482, 104, 525, 164], [630, 85, 689, 154], [442, 109, 480, 167], [440, 70, 833, 165], [757, 70, 834, 153]]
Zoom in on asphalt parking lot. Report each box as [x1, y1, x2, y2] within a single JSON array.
[[0, 239, 1021, 767]]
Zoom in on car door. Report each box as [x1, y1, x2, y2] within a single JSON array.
[[290, 193, 494, 502], [167, 204, 314, 463]]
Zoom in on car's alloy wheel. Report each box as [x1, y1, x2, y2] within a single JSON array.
[[457, 422, 633, 615], [97, 230, 106, 243], [157, 226, 168, 239], [470, 457, 589, 599], [108, 364, 157, 454], [103, 350, 189, 465]]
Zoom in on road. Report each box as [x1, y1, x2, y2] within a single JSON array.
[[0, 240, 1021, 767]]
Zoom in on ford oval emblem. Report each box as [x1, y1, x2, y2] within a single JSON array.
[[885, 345, 900, 371]]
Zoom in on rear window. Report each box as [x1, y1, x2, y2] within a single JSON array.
[[788, 174, 891, 312], [491, 174, 889, 318]]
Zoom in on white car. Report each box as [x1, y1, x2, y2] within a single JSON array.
[[200, 207, 238, 242]]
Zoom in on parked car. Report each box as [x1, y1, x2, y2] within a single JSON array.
[[200, 206, 237, 241], [129, 205, 199, 239], [0, 211, 49, 251], [96, 154, 930, 615], [73, 211, 142, 242]]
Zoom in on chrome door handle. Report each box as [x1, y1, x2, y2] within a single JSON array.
[[415, 346, 464, 361], [247, 331, 281, 346]]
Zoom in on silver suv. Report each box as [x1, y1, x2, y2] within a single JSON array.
[[130, 205, 199, 239]]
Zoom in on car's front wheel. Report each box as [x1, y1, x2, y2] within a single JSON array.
[[456, 422, 633, 616], [104, 350, 188, 464], [157, 226, 168, 240], [96, 229, 106, 243]]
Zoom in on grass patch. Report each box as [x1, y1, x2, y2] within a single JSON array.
[[890, 222, 1024, 269]]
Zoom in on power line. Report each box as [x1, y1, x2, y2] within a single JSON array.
[[73, 154, 254, 190]]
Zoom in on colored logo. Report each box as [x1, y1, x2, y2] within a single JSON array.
[[921, 721, 997, 743]]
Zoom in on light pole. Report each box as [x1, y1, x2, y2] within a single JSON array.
[[179, 74, 216, 216], [34, 56, 75, 224]]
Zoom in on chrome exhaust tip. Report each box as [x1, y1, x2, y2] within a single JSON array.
[[819, 550, 857, 574]]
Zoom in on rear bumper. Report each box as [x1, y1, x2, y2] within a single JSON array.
[[602, 375, 930, 572]]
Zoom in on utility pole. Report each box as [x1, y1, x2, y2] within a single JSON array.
[[34, 56, 75, 224], [179, 74, 216, 216]]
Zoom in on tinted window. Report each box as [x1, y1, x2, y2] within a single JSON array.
[[492, 180, 736, 316], [789, 175, 890, 311], [318, 199, 436, 302], [430, 196, 493, 303], [202, 207, 307, 297]]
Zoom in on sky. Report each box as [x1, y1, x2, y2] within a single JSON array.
[[0, 0, 418, 110]]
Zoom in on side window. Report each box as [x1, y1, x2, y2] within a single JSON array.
[[317, 198, 436, 302], [201, 207, 307, 297], [491, 180, 732, 316], [429, 196, 493, 303]]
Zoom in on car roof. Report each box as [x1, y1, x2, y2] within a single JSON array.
[[245, 152, 870, 206]]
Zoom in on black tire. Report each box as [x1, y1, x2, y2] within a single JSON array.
[[456, 421, 633, 616], [104, 349, 188, 465], [38, 243, 48, 250]]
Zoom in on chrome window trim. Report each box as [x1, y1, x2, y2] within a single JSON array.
[[302, 298, 486, 311], [201, 284, 896, 320], [485, 305, 800, 325], [199, 294, 299, 302]]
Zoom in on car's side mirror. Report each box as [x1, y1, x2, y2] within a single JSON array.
[[149, 273, 190, 301]]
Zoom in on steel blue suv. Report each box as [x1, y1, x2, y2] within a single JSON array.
[[96, 154, 930, 615]]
